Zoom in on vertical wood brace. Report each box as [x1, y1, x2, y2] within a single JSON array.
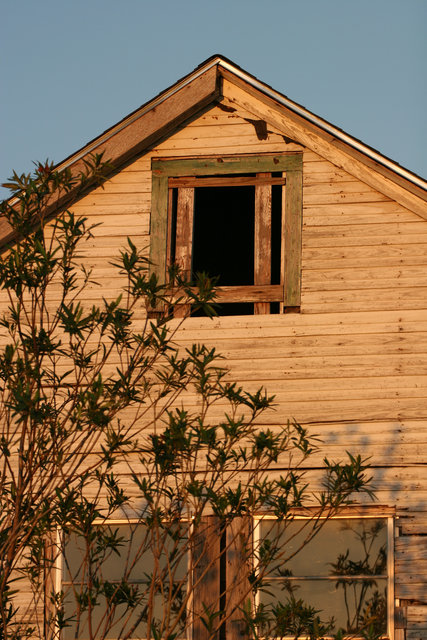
[[388, 516, 395, 639], [226, 518, 252, 640], [166, 187, 174, 268], [174, 187, 194, 318], [279, 177, 286, 313], [395, 606, 407, 630], [192, 516, 221, 640], [175, 187, 195, 276], [150, 175, 169, 285], [283, 168, 302, 308], [254, 173, 272, 315]]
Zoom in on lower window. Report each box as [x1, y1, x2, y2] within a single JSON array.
[[256, 516, 393, 637], [61, 522, 188, 639], [60, 515, 393, 638]]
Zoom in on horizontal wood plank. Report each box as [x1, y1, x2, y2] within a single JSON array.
[[407, 605, 427, 628], [168, 175, 285, 187], [175, 284, 284, 304], [221, 76, 427, 217], [152, 153, 302, 176]]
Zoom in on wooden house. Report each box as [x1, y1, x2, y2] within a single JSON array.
[[2, 56, 427, 638]]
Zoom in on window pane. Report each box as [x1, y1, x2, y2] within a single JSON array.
[[260, 578, 387, 634], [63, 524, 187, 639], [259, 518, 387, 577], [192, 302, 254, 317], [62, 589, 187, 639]]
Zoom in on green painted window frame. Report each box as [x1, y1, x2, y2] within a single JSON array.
[[150, 153, 303, 311]]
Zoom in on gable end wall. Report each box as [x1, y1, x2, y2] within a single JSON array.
[[3, 99, 427, 635]]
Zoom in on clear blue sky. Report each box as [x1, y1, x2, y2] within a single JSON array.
[[1, 0, 426, 200]]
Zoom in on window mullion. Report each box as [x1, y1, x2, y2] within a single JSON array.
[[166, 187, 174, 269], [254, 173, 272, 315], [174, 187, 195, 318]]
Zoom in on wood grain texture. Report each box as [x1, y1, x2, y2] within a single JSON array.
[[254, 173, 272, 314], [175, 187, 194, 276], [152, 153, 302, 176], [205, 284, 283, 303], [284, 168, 303, 307], [192, 517, 221, 640], [407, 605, 427, 632], [150, 175, 168, 283], [220, 74, 427, 217], [226, 518, 252, 640], [169, 175, 286, 188], [5, 82, 427, 626], [174, 187, 194, 317]]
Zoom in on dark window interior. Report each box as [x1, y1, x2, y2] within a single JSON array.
[[192, 185, 255, 286], [271, 183, 282, 286], [192, 185, 255, 316], [270, 179, 283, 315]]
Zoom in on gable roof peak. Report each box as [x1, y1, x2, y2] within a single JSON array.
[[2, 55, 426, 248], [50, 54, 426, 196]]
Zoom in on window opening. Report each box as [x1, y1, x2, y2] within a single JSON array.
[[169, 173, 284, 316], [150, 154, 303, 317], [270, 181, 283, 314], [58, 512, 391, 639]]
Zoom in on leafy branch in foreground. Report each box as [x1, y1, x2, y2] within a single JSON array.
[[0, 160, 377, 639]]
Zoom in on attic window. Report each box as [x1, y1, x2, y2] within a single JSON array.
[[150, 154, 302, 316]]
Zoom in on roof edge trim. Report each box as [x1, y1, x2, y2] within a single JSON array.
[[56, 60, 221, 172], [55, 55, 426, 193], [214, 58, 426, 192]]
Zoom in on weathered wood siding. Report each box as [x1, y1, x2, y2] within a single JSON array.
[[149, 101, 426, 633], [72, 101, 427, 634], [4, 92, 427, 635]]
